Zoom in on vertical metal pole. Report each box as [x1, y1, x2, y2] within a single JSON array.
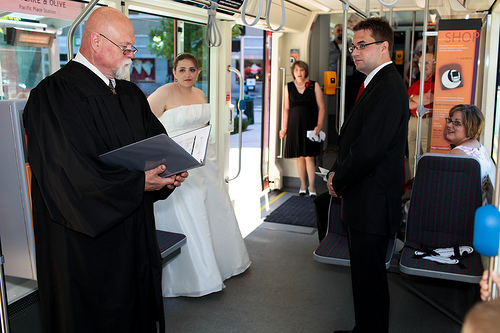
[[67, 0, 99, 61], [226, 66, 244, 182], [408, 11, 416, 88], [240, 36, 245, 85], [413, 0, 429, 177], [489, 258, 497, 300], [0, 237, 10, 333], [173, 20, 178, 64], [495, 144, 500, 213], [337, 0, 368, 132], [338, 0, 349, 131], [177, 21, 185, 55], [278, 67, 286, 158], [491, 127, 500, 299]]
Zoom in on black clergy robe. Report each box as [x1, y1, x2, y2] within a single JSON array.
[[23, 60, 172, 333]]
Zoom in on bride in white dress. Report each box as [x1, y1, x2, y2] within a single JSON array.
[[148, 53, 250, 297]]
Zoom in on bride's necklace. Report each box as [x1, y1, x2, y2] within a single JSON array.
[[294, 80, 305, 88]]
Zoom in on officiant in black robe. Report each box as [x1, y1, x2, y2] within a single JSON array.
[[23, 7, 187, 333]]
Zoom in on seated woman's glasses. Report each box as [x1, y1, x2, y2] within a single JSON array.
[[445, 117, 463, 126]]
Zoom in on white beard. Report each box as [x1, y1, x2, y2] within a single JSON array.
[[113, 59, 132, 80]]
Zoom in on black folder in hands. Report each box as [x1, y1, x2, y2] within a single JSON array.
[[99, 125, 211, 177]]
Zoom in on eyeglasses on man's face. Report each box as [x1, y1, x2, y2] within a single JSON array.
[[418, 60, 436, 67], [445, 117, 463, 126], [99, 34, 138, 56], [348, 41, 384, 53]]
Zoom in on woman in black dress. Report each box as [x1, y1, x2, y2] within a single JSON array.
[[279, 60, 325, 197]]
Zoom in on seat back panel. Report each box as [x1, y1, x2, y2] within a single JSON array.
[[401, 154, 483, 281]]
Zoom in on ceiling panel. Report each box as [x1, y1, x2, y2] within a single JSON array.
[[290, 0, 494, 14]]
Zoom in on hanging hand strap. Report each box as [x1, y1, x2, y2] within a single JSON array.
[[205, 1, 222, 47]]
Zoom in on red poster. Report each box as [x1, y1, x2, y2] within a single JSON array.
[[430, 19, 481, 153]]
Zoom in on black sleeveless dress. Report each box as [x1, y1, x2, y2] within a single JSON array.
[[284, 81, 321, 158]]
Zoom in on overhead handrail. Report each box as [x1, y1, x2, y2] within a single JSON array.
[[339, 0, 368, 20], [67, 0, 100, 61], [378, 0, 398, 25], [241, 0, 286, 32], [204, 1, 222, 47], [175, 0, 260, 44], [185, 0, 259, 18], [278, 67, 286, 158], [226, 66, 244, 182], [265, 0, 286, 32], [241, 0, 264, 26], [378, 0, 399, 7]]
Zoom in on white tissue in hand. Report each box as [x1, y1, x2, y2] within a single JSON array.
[[307, 130, 326, 142], [315, 166, 329, 182]]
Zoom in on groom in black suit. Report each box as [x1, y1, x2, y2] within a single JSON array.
[[327, 18, 408, 333]]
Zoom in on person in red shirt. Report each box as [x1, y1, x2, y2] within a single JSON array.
[[407, 52, 435, 176]]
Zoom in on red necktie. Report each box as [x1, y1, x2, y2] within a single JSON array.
[[356, 83, 365, 101]]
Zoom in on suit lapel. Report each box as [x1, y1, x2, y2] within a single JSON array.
[[338, 64, 396, 141], [341, 87, 366, 131]]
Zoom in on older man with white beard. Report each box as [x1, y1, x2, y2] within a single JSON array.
[[23, 7, 187, 333]]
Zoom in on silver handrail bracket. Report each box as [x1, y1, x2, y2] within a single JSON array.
[[226, 66, 244, 182]]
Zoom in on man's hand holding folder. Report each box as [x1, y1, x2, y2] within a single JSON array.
[[99, 125, 211, 180], [144, 165, 188, 191]]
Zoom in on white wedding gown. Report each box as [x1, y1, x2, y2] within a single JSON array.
[[154, 104, 251, 297]]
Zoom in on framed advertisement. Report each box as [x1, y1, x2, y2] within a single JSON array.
[[430, 19, 481, 153]]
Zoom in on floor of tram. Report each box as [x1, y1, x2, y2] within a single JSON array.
[[161, 118, 475, 333], [162, 211, 471, 333], [8, 114, 477, 333]]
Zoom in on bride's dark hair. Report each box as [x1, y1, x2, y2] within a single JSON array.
[[174, 53, 199, 70]]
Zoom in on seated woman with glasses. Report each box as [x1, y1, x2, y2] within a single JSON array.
[[445, 104, 493, 194]]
